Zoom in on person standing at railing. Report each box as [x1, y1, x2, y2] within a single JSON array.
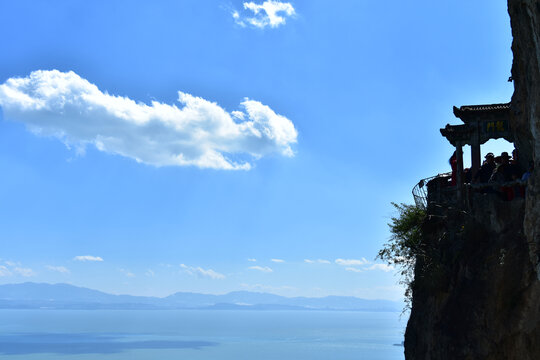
[[450, 151, 457, 186], [489, 152, 513, 183], [490, 152, 516, 200], [474, 153, 496, 184]]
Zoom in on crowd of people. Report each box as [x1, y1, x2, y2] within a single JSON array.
[[475, 150, 532, 183], [449, 149, 534, 200]]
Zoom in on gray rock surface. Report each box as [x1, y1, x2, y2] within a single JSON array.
[[509, 0, 540, 256], [404, 1, 540, 358]]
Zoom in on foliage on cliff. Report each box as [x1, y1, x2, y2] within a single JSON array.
[[378, 203, 426, 307]]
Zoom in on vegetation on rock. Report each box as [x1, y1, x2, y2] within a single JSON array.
[[378, 202, 426, 309]]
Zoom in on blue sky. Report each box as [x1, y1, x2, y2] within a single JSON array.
[[0, 1, 514, 300]]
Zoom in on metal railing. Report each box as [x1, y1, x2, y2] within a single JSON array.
[[413, 173, 528, 209], [412, 173, 452, 209]]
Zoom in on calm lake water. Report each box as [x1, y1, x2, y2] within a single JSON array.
[[0, 310, 405, 359]]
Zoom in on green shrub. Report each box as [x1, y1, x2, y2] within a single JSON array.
[[378, 202, 426, 309]]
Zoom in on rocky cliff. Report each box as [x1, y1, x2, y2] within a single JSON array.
[[404, 1, 540, 359], [510, 0, 540, 262]]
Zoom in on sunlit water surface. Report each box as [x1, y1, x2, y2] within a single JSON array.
[[0, 310, 405, 359]]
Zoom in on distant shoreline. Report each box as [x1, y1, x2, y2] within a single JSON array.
[[0, 306, 402, 312], [0, 282, 403, 312]]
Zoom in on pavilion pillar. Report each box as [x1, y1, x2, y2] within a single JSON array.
[[471, 141, 481, 182], [456, 142, 464, 203]]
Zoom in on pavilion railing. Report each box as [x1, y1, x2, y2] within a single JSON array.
[[413, 173, 528, 210], [412, 173, 452, 209]]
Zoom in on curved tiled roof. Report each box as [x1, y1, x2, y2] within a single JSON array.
[[458, 103, 510, 112], [453, 103, 511, 120]]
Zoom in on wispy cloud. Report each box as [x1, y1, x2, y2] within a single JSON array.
[[13, 267, 35, 277], [364, 264, 395, 272], [0, 70, 297, 170], [120, 268, 135, 277], [248, 266, 273, 273], [1, 261, 35, 277], [304, 259, 331, 264], [247, 258, 257, 262], [145, 269, 155, 277], [270, 258, 285, 263], [340, 261, 394, 273], [46, 265, 70, 274], [180, 264, 225, 280], [73, 255, 103, 262], [240, 283, 295, 292], [233, 1, 296, 29], [0, 265, 11, 277], [335, 258, 370, 266]]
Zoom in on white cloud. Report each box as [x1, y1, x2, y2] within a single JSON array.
[[180, 264, 225, 280], [270, 258, 284, 263], [195, 267, 226, 279], [13, 267, 35, 277], [0, 70, 297, 170], [46, 265, 70, 274], [0, 261, 35, 277], [240, 283, 295, 293], [247, 258, 257, 262], [335, 258, 370, 266], [234, 1, 296, 29], [73, 255, 103, 262], [364, 264, 395, 272], [248, 266, 273, 273], [145, 269, 155, 277], [345, 267, 363, 273], [120, 268, 135, 277], [304, 259, 331, 264], [0, 265, 12, 277]]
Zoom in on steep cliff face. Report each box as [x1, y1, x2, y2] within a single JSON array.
[[509, 0, 540, 258], [404, 1, 540, 359], [404, 196, 540, 359]]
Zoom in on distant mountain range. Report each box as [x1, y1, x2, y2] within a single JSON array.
[[0, 283, 402, 312]]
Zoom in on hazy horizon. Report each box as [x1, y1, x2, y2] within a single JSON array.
[[0, 281, 406, 301]]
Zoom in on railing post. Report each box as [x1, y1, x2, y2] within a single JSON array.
[[456, 142, 464, 204], [471, 142, 481, 181]]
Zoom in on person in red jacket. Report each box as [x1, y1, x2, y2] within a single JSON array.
[[449, 151, 457, 186]]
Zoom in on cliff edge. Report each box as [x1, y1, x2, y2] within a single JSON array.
[[404, 1, 540, 359]]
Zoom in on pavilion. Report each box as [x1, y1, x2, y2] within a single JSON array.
[[440, 102, 512, 201]]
